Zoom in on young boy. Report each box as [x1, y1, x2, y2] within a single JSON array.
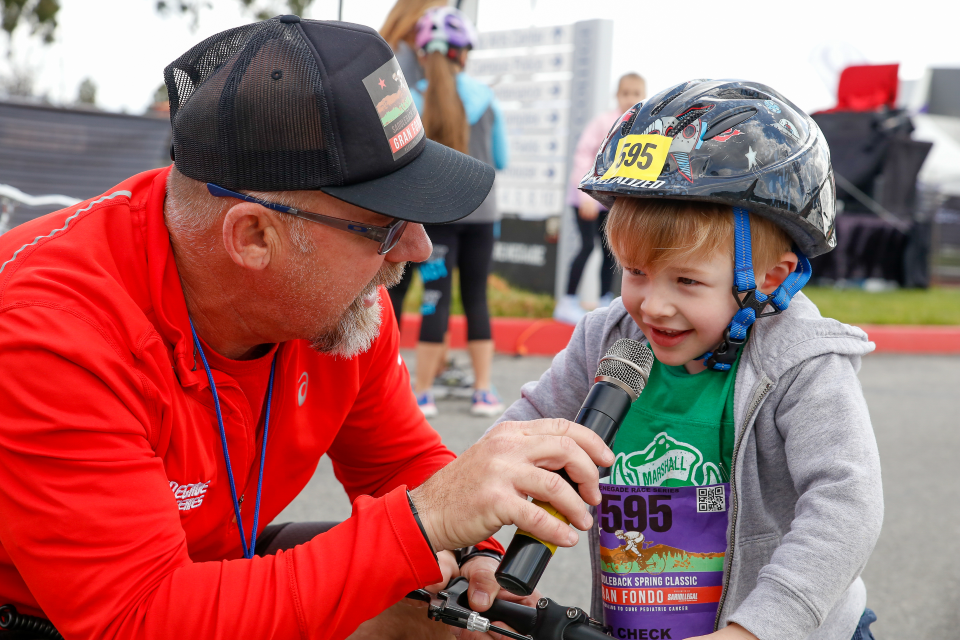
[[495, 80, 882, 640]]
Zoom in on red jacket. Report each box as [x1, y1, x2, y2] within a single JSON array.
[[0, 167, 499, 640]]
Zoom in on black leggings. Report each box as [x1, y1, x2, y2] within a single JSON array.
[[388, 223, 494, 344], [566, 208, 617, 296]]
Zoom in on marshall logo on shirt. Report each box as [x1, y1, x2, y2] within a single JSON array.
[[169, 480, 209, 511], [362, 57, 424, 160]]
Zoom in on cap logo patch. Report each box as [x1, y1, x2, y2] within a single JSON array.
[[363, 57, 424, 161]]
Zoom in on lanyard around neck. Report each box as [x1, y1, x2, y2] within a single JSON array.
[[189, 320, 277, 559]]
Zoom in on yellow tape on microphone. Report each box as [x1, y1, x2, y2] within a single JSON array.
[[514, 499, 569, 554]]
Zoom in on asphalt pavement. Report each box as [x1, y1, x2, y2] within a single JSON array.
[[274, 351, 960, 640]]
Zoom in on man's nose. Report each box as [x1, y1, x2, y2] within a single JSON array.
[[384, 222, 431, 264]]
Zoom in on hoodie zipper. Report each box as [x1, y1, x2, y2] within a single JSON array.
[[713, 378, 773, 630]]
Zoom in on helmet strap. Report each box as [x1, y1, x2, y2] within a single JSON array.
[[701, 207, 813, 371]]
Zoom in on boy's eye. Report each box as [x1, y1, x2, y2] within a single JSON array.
[[678, 277, 700, 286], [628, 268, 646, 276]]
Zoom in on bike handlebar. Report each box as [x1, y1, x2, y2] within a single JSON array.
[[561, 621, 612, 640], [482, 597, 539, 635], [407, 578, 609, 640]]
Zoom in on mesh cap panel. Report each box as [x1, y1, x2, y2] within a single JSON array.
[[165, 17, 342, 191]]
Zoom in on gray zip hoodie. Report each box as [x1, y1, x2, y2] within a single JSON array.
[[494, 292, 883, 640]]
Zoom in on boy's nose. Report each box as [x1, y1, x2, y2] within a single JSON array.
[[639, 291, 676, 321]]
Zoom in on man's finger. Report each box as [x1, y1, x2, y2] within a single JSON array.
[[511, 419, 614, 468], [462, 556, 501, 612], [511, 434, 601, 506], [425, 550, 459, 595], [513, 467, 593, 531], [508, 495, 580, 549]]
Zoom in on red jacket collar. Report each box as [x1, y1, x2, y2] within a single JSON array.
[[139, 166, 202, 387]]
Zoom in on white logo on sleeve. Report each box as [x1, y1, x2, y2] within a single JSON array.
[[297, 372, 309, 406], [169, 480, 209, 511]]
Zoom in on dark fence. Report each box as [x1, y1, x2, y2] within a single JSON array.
[[0, 101, 171, 227]]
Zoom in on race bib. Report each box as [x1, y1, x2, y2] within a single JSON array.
[[600, 134, 671, 181], [598, 482, 730, 639]]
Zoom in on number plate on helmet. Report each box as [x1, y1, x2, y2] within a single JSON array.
[[601, 134, 672, 181]]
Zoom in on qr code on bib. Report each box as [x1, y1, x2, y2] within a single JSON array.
[[697, 486, 725, 512]]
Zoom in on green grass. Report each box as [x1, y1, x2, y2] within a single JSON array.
[[402, 271, 555, 318], [802, 286, 960, 325], [401, 273, 960, 325]]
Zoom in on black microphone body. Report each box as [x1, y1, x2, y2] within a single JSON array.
[[495, 340, 653, 596]]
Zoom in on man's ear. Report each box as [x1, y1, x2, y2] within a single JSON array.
[[758, 251, 799, 294], [222, 203, 281, 271]]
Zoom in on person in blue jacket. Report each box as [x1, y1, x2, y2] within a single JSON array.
[[388, 6, 509, 418]]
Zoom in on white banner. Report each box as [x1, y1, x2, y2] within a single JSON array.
[[496, 160, 566, 186], [466, 51, 573, 78], [477, 25, 573, 50], [497, 185, 567, 217], [493, 79, 570, 104]]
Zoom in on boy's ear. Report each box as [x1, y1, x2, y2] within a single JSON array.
[[758, 251, 799, 294]]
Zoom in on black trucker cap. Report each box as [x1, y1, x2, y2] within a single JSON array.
[[163, 15, 494, 224]]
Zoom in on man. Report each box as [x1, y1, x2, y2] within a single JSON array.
[[0, 16, 612, 640]]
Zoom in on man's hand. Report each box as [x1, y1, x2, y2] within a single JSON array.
[[687, 623, 759, 640], [457, 556, 541, 640], [424, 551, 460, 595], [460, 555, 541, 612], [410, 419, 615, 553]]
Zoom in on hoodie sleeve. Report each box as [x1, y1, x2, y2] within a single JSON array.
[[727, 353, 884, 640]]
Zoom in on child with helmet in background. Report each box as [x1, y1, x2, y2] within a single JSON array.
[[493, 80, 882, 640], [388, 6, 509, 419]]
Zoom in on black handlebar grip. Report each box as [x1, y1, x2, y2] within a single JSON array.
[[482, 599, 539, 635], [562, 622, 613, 640]]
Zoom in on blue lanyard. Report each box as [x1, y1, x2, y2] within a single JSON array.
[[189, 320, 277, 559]]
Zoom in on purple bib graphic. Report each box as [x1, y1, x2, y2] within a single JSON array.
[[598, 483, 730, 639]]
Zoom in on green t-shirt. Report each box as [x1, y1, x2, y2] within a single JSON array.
[[609, 347, 743, 487]]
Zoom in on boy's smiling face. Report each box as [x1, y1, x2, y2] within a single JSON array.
[[620, 250, 739, 374]]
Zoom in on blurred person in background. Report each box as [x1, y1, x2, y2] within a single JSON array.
[[379, 0, 446, 85], [382, 0, 468, 404], [392, 6, 509, 418], [553, 72, 645, 325]]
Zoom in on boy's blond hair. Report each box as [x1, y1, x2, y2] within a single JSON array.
[[604, 197, 792, 275]]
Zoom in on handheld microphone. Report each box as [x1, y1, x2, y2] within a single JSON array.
[[495, 339, 654, 596]]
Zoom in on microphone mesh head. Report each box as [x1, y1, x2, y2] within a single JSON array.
[[594, 339, 654, 400]]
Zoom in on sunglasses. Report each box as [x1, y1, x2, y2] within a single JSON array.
[[206, 183, 409, 255]]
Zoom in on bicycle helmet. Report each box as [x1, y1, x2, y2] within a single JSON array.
[[415, 6, 478, 58], [579, 79, 836, 370]]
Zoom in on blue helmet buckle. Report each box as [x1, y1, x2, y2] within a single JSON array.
[[701, 208, 813, 372]]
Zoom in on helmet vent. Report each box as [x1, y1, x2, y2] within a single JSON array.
[[703, 107, 758, 140], [717, 87, 773, 101], [669, 104, 713, 137], [620, 108, 641, 136], [650, 90, 682, 116]]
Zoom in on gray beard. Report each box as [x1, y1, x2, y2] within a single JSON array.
[[310, 261, 407, 358]]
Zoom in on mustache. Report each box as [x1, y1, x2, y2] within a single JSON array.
[[310, 261, 408, 357], [361, 260, 406, 296]]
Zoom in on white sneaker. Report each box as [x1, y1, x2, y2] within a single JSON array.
[[553, 294, 587, 325], [597, 292, 615, 308], [470, 389, 505, 417], [416, 391, 438, 418]]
